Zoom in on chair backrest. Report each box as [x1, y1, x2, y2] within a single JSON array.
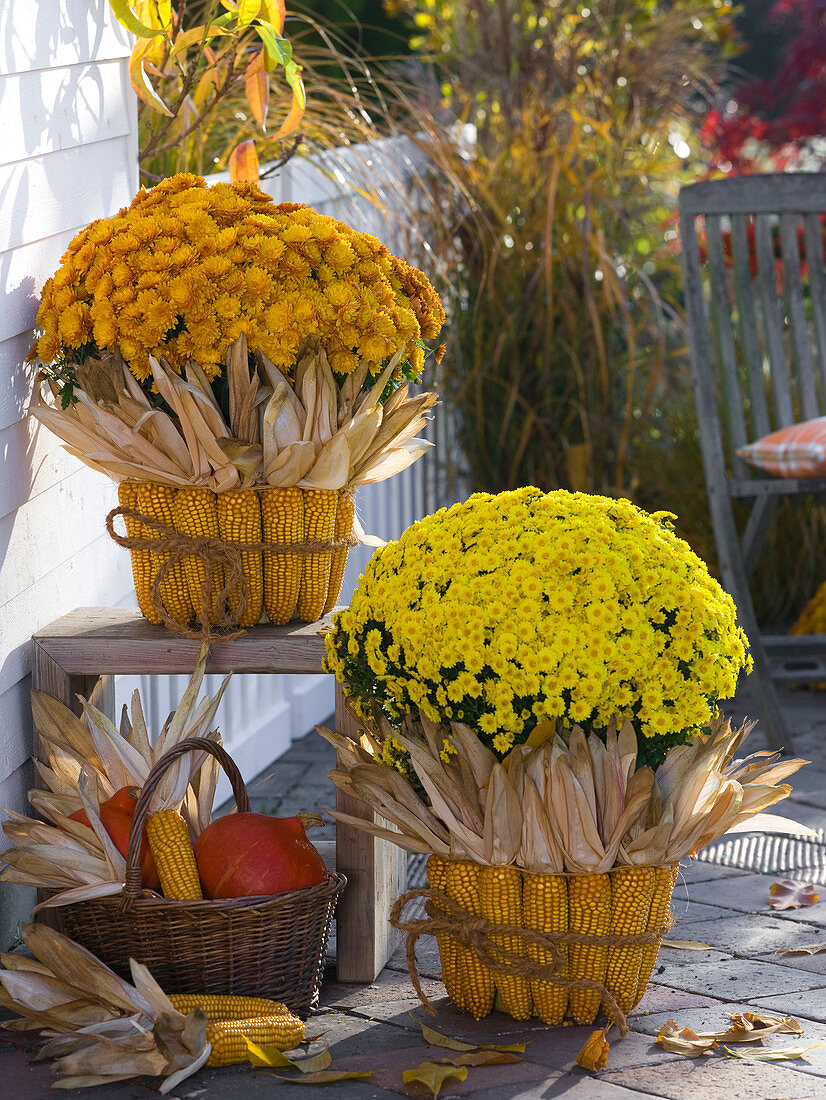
[[679, 173, 826, 479]]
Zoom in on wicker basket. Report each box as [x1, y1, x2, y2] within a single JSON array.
[[425, 857, 677, 1025], [114, 481, 354, 630], [56, 738, 346, 1016]]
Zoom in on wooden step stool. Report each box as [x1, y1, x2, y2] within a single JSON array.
[[31, 607, 405, 983]]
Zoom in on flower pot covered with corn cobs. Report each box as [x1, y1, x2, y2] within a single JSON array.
[[320, 489, 807, 1027], [28, 174, 444, 631]]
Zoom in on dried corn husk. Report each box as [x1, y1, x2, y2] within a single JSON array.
[[318, 711, 809, 872], [0, 646, 229, 905]]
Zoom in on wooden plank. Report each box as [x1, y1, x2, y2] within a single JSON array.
[[32, 607, 331, 676], [0, 138, 135, 255], [706, 214, 748, 462], [333, 681, 405, 982], [779, 213, 819, 420], [0, 418, 86, 524], [755, 214, 795, 428], [728, 475, 826, 496], [0, 60, 132, 168], [680, 173, 826, 217], [802, 212, 826, 405], [0, 470, 121, 607], [0, 333, 36, 435], [0, 0, 131, 76], [0, 226, 82, 344], [730, 215, 771, 439], [0, 539, 133, 699]]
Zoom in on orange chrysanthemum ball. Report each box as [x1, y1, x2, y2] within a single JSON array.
[[31, 173, 444, 384]]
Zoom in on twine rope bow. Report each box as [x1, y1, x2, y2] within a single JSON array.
[[106, 503, 358, 641], [389, 887, 674, 1036]]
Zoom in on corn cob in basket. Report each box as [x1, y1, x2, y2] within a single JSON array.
[[319, 710, 808, 1027]]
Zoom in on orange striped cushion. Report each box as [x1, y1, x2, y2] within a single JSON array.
[[736, 417, 826, 477]]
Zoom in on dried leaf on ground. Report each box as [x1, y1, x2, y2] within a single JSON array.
[[402, 1061, 468, 1097], [656, 1021, 718, 1057], [271, 1070, 373, 1084], [722, 1044, 817, 1061], [245, 1040, 331, 1072], [768, 880, 819, 910], [575, 1027, 610, 1072], [726, 1012, 802, 1035], [776, 942, 826, 956], [661, 940, 713, 951], [444, 1051, 523, 1066], [415, 1020, 525, 1053]]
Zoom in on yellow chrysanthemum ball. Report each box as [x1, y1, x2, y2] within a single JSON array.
[[325, 487, 751, 768], [31, 174, 444, 385]]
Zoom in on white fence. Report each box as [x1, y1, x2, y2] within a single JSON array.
[[118, 141, 461, 804]]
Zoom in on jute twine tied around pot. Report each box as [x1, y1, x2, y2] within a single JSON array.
[[106, 504, 358, 640], [389, 886, 675, 1036]]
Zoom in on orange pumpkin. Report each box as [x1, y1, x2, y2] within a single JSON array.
[[69, 786, 160, 891], [194, 813, 327, 899]]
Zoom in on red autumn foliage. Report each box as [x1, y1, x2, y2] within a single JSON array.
[[702, 0, 826, 172]]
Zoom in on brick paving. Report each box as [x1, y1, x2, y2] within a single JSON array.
[[3, 683, 826, 1097]]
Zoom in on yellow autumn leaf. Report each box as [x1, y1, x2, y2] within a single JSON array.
[[575, 1027, 610, 1072], [128, 39, 173, 116], [271, 1071, 373, 1084], [402, 1061, 468, 1098], [661, 940, 713, 951], [416, 1020, 525, 1053], [245, 1039, 331, 1073], [245, 68, 269, 130], [270, 73, 305, 143], [656, 1021, 718, 1057], [722, 1044, 819, 1061], [776, 942, 826, 956], [768, 880, 819, 910], [228, 139, 260, 183]]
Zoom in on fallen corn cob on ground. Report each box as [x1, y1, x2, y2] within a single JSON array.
[[120, 481, 354, 627], [434, 860, 677, 1023]]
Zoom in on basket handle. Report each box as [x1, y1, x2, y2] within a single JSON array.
[[124, 737, 250, 899]]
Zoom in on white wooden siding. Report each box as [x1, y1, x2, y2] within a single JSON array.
[[0, 0, 138, 947]]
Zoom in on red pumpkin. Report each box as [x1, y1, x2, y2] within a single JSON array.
[[69, 786, 160, 891], [194, 813, 327, 899]]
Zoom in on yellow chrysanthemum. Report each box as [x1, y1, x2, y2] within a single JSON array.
[[30, 173, 445, 393], [325, 488, 751, 765]]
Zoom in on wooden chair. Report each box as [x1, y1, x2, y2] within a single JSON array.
[[679, 173, 826, 752]]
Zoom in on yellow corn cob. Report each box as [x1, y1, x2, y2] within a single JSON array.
[[604, 866, 655, 1015], [217, 489, 263, 627], [172, 487, 224, 625], [205, 1013, 305, 1066], [427, 854, 462, 1008], [168, 994, 290, 1022], [444, 860, 494, 1019], [478, 866, 531, 1020], [146, 809, 203, 900], [119, 481, 158, 623], [261, 487, 304, 625], [568, 872, 611, 1024], [634, 864, 679, 1005], [323, 490, 356, 614], [136, 482, 193, 626], [523, 872, 568, 1025], [296, 489, 337, 622]]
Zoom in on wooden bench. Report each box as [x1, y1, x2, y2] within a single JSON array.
[[31, 606, 405, 983]]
